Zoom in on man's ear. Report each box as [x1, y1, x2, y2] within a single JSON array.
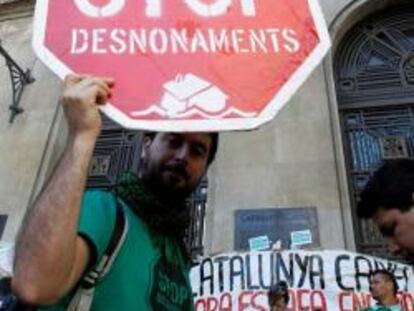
[[140, 135, 153, 160]]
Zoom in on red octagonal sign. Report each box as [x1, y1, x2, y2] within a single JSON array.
[[33, 0, 330, 131]]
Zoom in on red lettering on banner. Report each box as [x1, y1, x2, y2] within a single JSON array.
[[194, 298, 207, 310], [310, 290, 327, 311], [219, 293, 232, 311], [297, 289, 311, 311], [289, 289, 296, 311], [207, 297, 218, 311], [193, 294, 233, 311], [358, 292, 369, 310], [399, 292, 414, 311], [251, 291, 267, 311], [238, 291, 252, 311], [338, 292, 350, 311], [338, 291, 372, 311], [194, 289, 413, 311]]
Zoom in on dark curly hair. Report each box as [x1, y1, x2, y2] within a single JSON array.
[[357, 159, 414, 218], [370, 269, 399, 295], [143, 132, 219, 165], [268, 281, 289, 306]]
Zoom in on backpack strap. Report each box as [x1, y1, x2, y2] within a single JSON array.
[[66, 197, 128, 311], [82, 199, 128, 287]]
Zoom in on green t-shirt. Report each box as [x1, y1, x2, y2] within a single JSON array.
[[41, 190, 194, 311]]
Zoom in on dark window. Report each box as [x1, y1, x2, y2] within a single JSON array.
[[234, 207, 320, 251]]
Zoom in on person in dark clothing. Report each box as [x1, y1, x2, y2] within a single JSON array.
[[357, 159, 414, 263]]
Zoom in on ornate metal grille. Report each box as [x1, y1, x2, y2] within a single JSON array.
[[86, 115, 208, 258], [342, 107, 414, 260], [185, 178, 208, 259], [87, 116, 141, 188], [0, 39, 34, 123], [335, 5, 414, 262]]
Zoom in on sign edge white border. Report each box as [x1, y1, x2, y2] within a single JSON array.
[[32, 0, 331, 132]]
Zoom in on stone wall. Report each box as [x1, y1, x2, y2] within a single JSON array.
[[0, 0, 406, 256], [0, 0, 63, 241]]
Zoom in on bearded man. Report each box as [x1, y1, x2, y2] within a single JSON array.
[[11, 74, 219, 311]]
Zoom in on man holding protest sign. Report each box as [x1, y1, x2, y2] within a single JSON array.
[[11, 74, 219, 311], [357, 160, 414, 263], [361, 269, 402, 311]]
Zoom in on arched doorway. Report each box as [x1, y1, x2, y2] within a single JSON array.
[[335, 4, 414, 261]]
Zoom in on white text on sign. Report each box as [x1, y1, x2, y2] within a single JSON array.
[[73, 0, 257, 18], [71, 28, 300, 55]]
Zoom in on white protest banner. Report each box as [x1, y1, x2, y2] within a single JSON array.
[[190, 250, 414, 310], [0, 242, 13, 277]]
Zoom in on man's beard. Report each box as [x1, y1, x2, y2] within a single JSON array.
[[115, 171, 192, 240], [141, 164, 198, 204]]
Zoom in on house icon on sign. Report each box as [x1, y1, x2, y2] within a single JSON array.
[[160, 74, 228, 116]]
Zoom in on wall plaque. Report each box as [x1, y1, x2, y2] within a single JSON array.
[[234, 207, 319, 250]]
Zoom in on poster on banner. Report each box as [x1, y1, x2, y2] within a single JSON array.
[[248, 236, 271, 252], [33, 0, 331, 131], [190, 250, 414, 311], [291, 230, 312, 247]]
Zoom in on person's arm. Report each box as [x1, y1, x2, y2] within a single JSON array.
[[12, 74, 114, 305]]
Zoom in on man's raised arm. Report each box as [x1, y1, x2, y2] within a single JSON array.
[[12, 74, 114, 305]]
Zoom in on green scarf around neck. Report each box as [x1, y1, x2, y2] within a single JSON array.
[[115, 171, 191, 265]]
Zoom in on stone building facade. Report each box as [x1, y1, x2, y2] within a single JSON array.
[[1, 0, 412, 261]]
